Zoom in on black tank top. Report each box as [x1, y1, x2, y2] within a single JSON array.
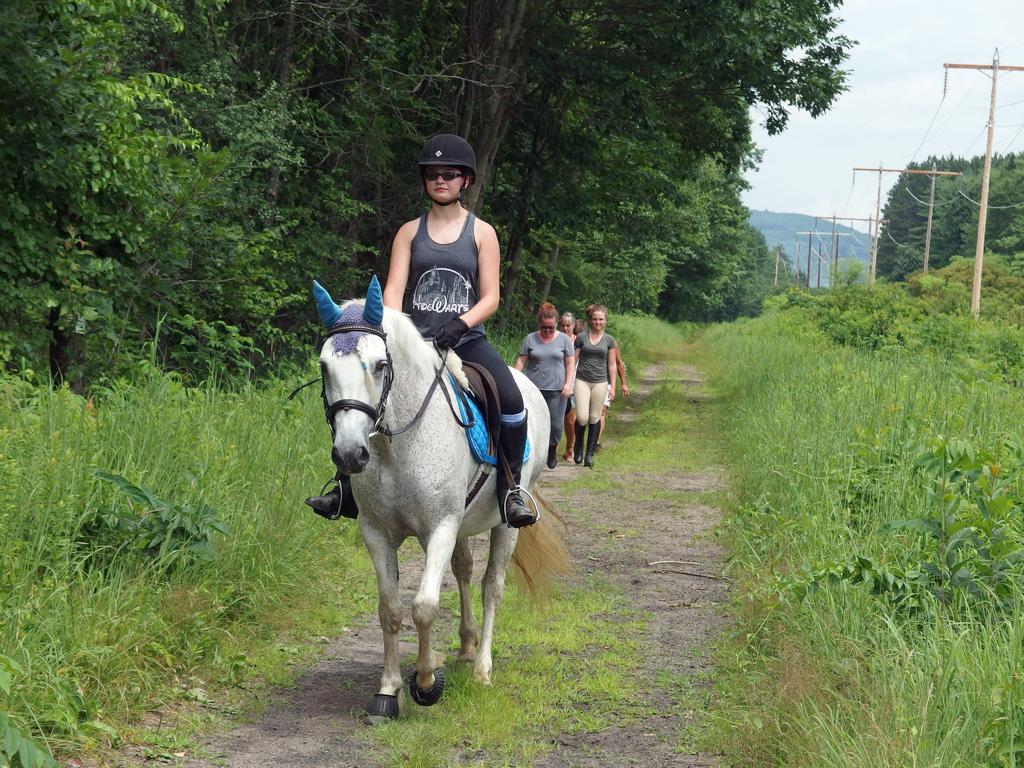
[[402, 213, 485, 346]]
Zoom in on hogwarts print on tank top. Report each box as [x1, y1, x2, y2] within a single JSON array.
[[402, 213, 486, 347]]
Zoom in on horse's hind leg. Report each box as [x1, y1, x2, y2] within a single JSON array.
[[451, 536, 479, 662], [474, 525, 517, 685]]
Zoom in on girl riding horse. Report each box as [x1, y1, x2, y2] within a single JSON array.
[[306, 134, 536, 528]]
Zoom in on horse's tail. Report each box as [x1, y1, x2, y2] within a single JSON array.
[[511, 488, 571, 608]]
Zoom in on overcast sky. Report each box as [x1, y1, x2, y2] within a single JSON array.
[[742, 0, 1024, 233]]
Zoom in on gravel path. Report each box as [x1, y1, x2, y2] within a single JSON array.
[[173, 362, 727, 768]]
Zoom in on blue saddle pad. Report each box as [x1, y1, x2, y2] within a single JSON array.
[[449, 375, 531, 466]]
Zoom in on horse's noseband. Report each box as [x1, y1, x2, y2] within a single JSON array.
[[321, 324, 394, 438]]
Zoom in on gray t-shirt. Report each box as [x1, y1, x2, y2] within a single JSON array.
[[574, 332, 617, 383], [519, 331, 574, 391]]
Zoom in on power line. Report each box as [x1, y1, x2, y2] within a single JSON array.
[[901, 182, 959, 208], [935, 74, 984, 132], [1003, 121, 1024, 152], [969, 95, 1024, 110], [839, 171, 857, 219], [885, 229, 912, 249], [963, 123, 989, 156], [998, 31, 1024, 54], [957, 188, 1024, 209], [908, 90, 947, 164]]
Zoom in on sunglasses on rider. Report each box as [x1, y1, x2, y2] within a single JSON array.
[[423, 170, 464, 182]]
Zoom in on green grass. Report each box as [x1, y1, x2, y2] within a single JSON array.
[[363, 314, 711, 766], [0, 313, 708, 765], [702, 312, 1024, 767], [372, 579, 649, 768], [0, 369, 377, 761]]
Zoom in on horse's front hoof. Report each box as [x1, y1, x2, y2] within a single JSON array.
[[363, 693, 399, 724], [408, 667, 446, 706]]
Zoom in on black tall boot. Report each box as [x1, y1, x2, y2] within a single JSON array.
[[583, 422, 600, 468], [305, 475, 358, 520], [497, 416, 536, 528], [573, 423, 586, 465], [547, 443, 558, 470]]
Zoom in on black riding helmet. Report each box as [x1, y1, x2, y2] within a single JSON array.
[[417, 134, 476, 180]]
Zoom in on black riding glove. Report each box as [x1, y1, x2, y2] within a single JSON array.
[[434, 317, 469, 350]]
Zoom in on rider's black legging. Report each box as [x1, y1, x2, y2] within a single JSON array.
[[455, 335, 524, 417]]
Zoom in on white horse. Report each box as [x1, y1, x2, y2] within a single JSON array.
[[312, 278, 568, 722]]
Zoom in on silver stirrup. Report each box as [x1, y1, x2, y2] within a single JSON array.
[[502, 486, 541, 525]]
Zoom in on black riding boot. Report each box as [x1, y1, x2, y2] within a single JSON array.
[[305, 475, 359, 520], [573, 424, 586, 465], [547, 444, 558, 470], [583, 422, 601, 468], [497, 417, 536, 528]]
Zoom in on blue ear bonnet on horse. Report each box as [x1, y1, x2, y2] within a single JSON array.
[[312, 276, 384, 355]]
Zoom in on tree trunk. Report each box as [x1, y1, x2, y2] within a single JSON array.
[[539, 241, 561, 301], [47, 306, 84, 392], [264, 0, 297, 227], [460, 0, 539, 211]]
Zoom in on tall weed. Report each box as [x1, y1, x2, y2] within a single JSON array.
[[0, 369, 374, 758], [706, 313, 1024, 767]]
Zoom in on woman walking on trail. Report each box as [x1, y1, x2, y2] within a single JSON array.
[[515, 303, 575, 470], [573, 303, 617, 468], [306, 133, 537, 528], [559, 312, 578, 461]]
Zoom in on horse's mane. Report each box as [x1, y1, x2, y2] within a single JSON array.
[[340, 300, 469, 388]]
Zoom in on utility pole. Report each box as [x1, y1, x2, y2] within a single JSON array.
[[921, 164, 964, 272], [830, 215, 837, 276], [872, 164, 882, 283], [797, 231, 851, 288], [851, 164, 890, 284], [946, 50, 1024, 317], [807, 230, 812, 288], [814, 215, 879, 284], [853, 166, 961, 282], [923, 165, 938, 274], [774, 244, 782, 286], [802, 231, 852, 288]]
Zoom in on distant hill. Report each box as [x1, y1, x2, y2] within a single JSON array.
[[749, 209, 870, 286]]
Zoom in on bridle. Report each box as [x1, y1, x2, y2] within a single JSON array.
[[309, 323, 472, 441], [319, 324, 395, 438]]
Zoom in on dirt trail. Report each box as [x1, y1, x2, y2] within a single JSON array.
[[177, 363, 727, 768], [534, 364, 726, 767]]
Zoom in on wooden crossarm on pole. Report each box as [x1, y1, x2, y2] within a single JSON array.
[[944, 63, 1024, 72], [812, 215, 879, 222], [854, 162, 962, 283], [852, 168, 962, 176]]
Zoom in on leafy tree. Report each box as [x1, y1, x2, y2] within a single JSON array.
[[0, 0, 200, 388], [1, 0, 853, 385]]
